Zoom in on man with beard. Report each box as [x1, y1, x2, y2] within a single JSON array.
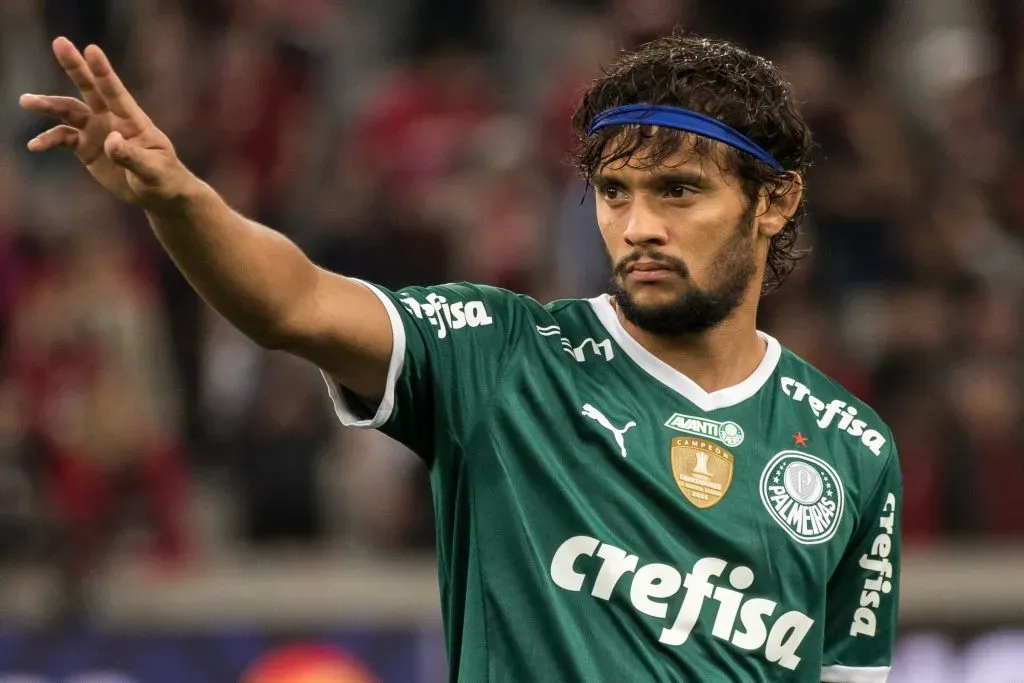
[[21, 31, 900, 683]]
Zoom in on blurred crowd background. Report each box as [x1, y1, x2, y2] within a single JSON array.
[[0, 0, 1022, 661]]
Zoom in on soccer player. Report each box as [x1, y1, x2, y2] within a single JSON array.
[[21, 33, 900, 682]]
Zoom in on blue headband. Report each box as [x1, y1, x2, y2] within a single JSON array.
[[587, 104, 785, 172]]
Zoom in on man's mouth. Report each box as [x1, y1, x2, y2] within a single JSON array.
[[624, 259, 681, 282]]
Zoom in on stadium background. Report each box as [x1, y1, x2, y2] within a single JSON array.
[[0, 0, 1022, 680]]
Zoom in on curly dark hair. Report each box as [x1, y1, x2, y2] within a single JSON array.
[[571, 33, 813, 295]]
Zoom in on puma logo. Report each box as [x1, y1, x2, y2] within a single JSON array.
[[582, 403, 637, 458]]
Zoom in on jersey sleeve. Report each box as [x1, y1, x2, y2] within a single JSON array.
[[320, 279, 531, 463], [820, 445, 902, 683]]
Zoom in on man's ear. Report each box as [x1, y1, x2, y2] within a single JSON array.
[[757, 173, 804, 238]]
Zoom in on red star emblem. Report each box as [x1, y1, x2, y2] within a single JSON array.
[[793, 432, 809, 447]]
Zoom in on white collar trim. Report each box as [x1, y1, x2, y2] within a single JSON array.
[[587, 294, 781, 412]]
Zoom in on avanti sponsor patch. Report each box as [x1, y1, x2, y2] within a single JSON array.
[[664, 414, 744, 447]]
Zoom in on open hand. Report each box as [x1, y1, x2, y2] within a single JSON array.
[[19, 37, 194, 208]]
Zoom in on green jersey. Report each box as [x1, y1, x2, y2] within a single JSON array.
[[322, 281, 901, 683]]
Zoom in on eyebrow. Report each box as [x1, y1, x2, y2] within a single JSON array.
[[592, 169, 711, 189]]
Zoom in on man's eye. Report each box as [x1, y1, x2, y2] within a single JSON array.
[[600, 186, 622, 201], [665, 184, 689, 199]]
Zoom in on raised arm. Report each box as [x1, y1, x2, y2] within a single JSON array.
[[20, 38, 391, 402]]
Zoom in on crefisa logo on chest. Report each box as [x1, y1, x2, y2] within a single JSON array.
[[759, 451, 845, 544]]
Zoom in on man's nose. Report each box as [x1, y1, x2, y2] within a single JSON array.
[[622, 201, 669, 247]]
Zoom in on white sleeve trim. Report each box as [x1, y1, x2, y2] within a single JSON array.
[[820, 664, 890, 683], [319, 279, 406, 429]]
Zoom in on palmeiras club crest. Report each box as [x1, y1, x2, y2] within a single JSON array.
[[759, 450, 845, 544]]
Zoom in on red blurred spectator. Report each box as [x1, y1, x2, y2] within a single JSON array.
[[4, 218, 188, 574], [0, 155, 29, 354], [538, 19, 617, 183], [346, 44, 499, 206], [198, 10, 315, 219]]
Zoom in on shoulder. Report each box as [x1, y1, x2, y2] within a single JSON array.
[[770, 346, 900, 518], [543, 295, 600, 317], [774, 346, 894, 460], [391, 281, 515, 311], [386, 282, 600, 342], [391, 283, 598, 326], [385, 282, 527, 331], [770, 346, 901, 536], [535, 296, 617, 355]]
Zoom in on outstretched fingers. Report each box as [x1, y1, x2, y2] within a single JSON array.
[[51, 37, 106, 113], [27, 125, 80, 152], [19, 94, 92, 128], [82, 44, 151, 127]]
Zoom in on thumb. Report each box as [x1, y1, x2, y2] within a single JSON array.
[[104, 131, 161, 185]]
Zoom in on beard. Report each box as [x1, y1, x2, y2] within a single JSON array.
[[607, 207, 758, 337]]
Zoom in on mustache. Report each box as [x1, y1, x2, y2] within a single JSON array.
[[613, 251, 688, 278]]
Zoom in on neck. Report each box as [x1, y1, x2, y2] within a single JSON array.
[[614, 299, 766, 394]]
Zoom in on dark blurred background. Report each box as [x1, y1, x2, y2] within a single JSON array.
[[0, 0, 1022, 681]]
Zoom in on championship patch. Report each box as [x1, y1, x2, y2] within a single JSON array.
[[670, 437, 735, 509], [759, 451, 845, 545]]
